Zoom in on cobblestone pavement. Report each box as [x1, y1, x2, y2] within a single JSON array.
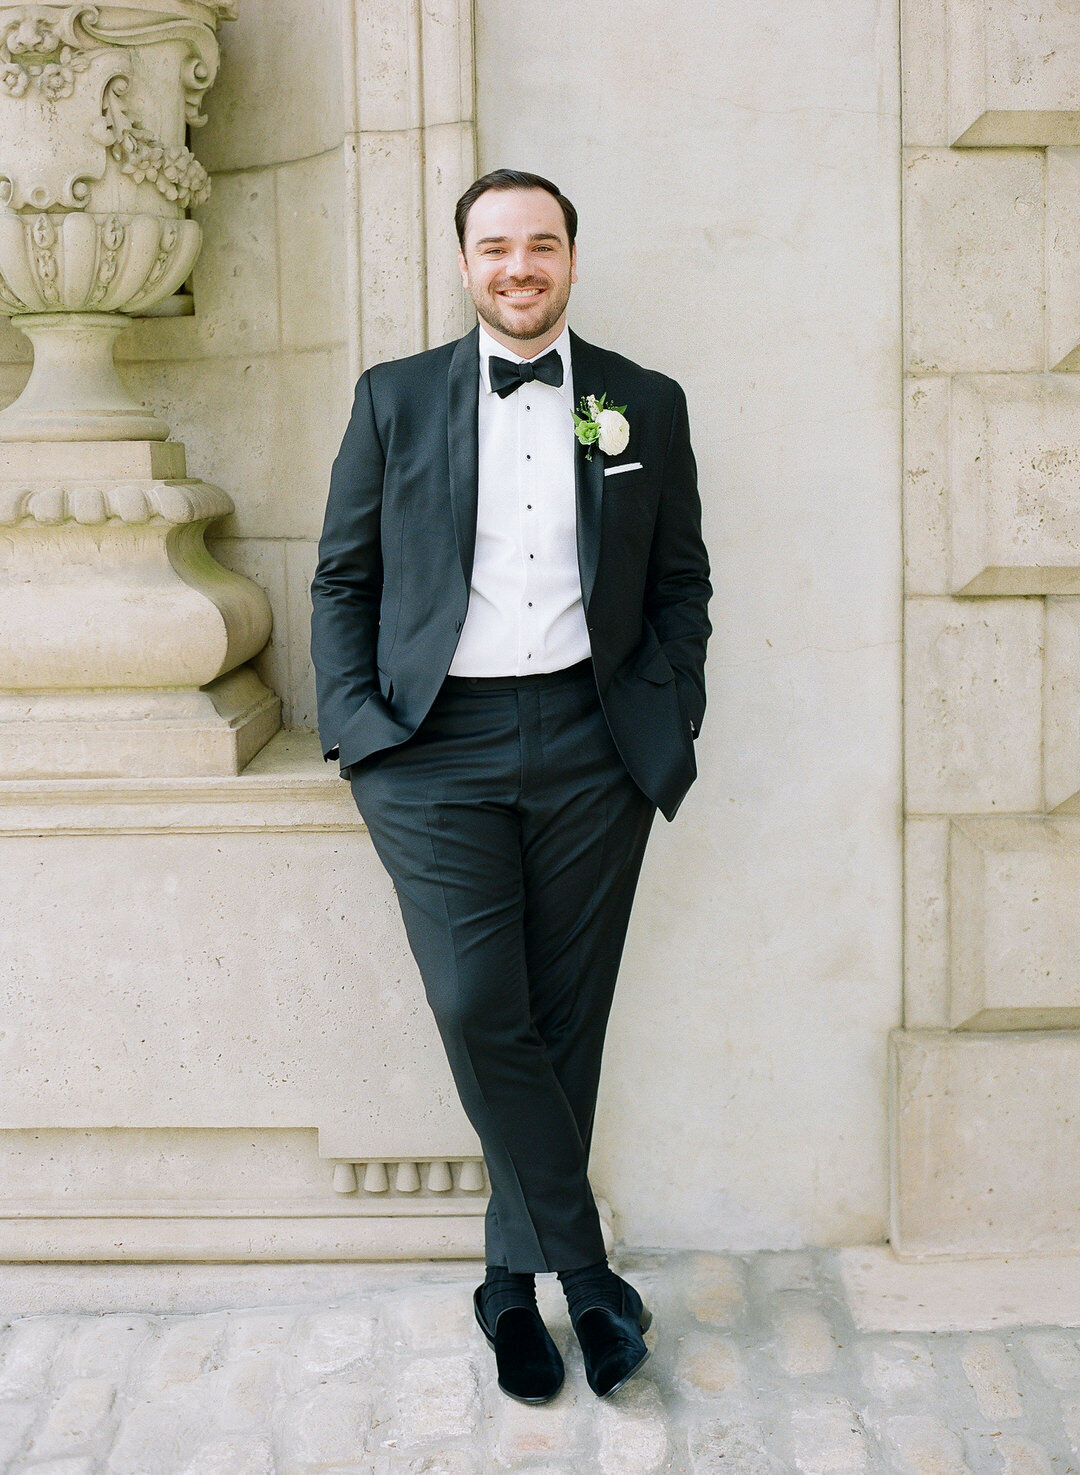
[[1, 1248, 1079, 1473]]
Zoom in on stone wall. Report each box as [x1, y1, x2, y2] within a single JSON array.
[[474, 0, 904, 1249], [894, 0, 1080, 1256], [0, 0, 488, 1261], [0, 0, 906, 1257], [10, 0, 1076, 1260]]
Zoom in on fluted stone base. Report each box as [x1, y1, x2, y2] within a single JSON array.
[[0, 437, 280, 778]]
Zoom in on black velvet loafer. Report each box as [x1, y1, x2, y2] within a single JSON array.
[[569, 1275, 653, 1398], [473, 1284, 565, 1403]]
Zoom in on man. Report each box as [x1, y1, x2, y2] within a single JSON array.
[[310, 169, 711, 1403]]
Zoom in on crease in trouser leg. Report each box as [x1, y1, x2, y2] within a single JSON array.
[[349, 683, 622, 1277], [431, 989, 605, 1272], [400, 798, 604, 1273], [524, 775, 656, 1189]]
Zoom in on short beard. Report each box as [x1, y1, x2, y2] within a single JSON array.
[[472, 281, 571, 344]]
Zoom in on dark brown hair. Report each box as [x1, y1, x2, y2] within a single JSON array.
[[454, 169, 578, 250]]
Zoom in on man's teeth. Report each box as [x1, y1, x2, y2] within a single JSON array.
[[500, 289, 543, 297]]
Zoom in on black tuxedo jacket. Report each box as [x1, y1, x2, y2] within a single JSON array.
[[310, 324, 712, 821]]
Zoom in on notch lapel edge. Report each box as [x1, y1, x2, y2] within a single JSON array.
[[447, 325, 480, 594], [569, 328, 606, 614]]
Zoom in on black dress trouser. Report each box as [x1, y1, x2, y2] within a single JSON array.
[[348, 657, 657, 1273]]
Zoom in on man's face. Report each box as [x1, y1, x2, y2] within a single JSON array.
[[458, 187, 577, 349]]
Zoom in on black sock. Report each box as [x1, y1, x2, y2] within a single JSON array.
[[480, 1264, 537, 1325], [557, 1256, 622, 1320]]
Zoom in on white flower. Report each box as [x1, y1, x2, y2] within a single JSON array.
[[573, 392, 630, 460], [596, 408, 630, 456]]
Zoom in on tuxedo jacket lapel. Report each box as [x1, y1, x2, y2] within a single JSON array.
[[446, 324, 480, 595], [446, 322, 606, 614], [569, 329, 606, 615]]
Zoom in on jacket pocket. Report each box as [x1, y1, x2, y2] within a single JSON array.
[[635, 644, 675, 685]]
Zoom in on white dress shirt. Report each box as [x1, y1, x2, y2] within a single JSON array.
[[447, 321, 592, 676]]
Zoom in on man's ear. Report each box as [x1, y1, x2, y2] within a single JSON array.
[[570, 240, 578, 285], [458, 246, 469, 285]]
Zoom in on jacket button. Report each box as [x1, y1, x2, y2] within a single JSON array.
[[454, 618, 463, 631]]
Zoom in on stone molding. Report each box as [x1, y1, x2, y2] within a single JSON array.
[[329, 1158, 487, 1197], [906, 815, 1080, 1033], [0, 1216, 484, 1260], [946, 0, 1080, 147], [0, 473, 228, 523], [948, 816, 1080, 1030], [0, 731, 358, 832], [0, 211, 202, 316], [0, 1127, 621, 1261], [950, 376, 1080, 596], [906, 375, 1080, 598]]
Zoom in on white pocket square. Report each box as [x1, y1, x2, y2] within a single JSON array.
[[603, 460, 644, 477]]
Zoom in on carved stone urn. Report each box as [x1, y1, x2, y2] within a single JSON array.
[[0, 1, 281, 778]]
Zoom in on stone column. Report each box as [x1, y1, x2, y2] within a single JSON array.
[[0, 1, 279, 777], [341, 0, 476, 379], [896, 0, 1080, 1255]]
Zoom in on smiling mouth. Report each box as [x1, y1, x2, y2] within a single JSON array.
[[497, 287, 546, 299]]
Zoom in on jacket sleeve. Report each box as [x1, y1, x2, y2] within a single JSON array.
[[644, 379, 713, 739], [309, 369, 386, 761]]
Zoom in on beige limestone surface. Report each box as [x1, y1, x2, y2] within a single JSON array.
[[0, 737, 477, 1149], [890, 1030, 1080, 1256], [895, 0, 1080, 1255], [14, 0, 1080, 1271], [0, 0, 906, 1258], [475, 0, 903, 1254], [902, 149, 1044, 375]]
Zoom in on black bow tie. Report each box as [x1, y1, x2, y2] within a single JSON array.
[[488, 348, 564, 398]]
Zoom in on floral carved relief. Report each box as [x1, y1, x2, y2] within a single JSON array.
[[102, 81, 209, 209], [0, 4, 218, 215]]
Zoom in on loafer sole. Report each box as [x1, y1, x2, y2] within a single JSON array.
[[597, 1342, 651, 1398]]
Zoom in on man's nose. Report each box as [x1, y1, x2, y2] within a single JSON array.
[[504, 251, 533, 276]]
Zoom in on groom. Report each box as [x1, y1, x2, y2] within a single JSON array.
[[310, 169, 711, 1403]]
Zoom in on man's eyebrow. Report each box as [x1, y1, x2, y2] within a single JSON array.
[[472, 232, 564, 246]]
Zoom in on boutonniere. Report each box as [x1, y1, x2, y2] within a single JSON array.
[[572, 393, 630, 461]]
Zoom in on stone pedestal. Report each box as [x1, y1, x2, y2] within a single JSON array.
[[0, 2, 280, 776], [0, 437, 279, 777], [0, 311, 175, 441]]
